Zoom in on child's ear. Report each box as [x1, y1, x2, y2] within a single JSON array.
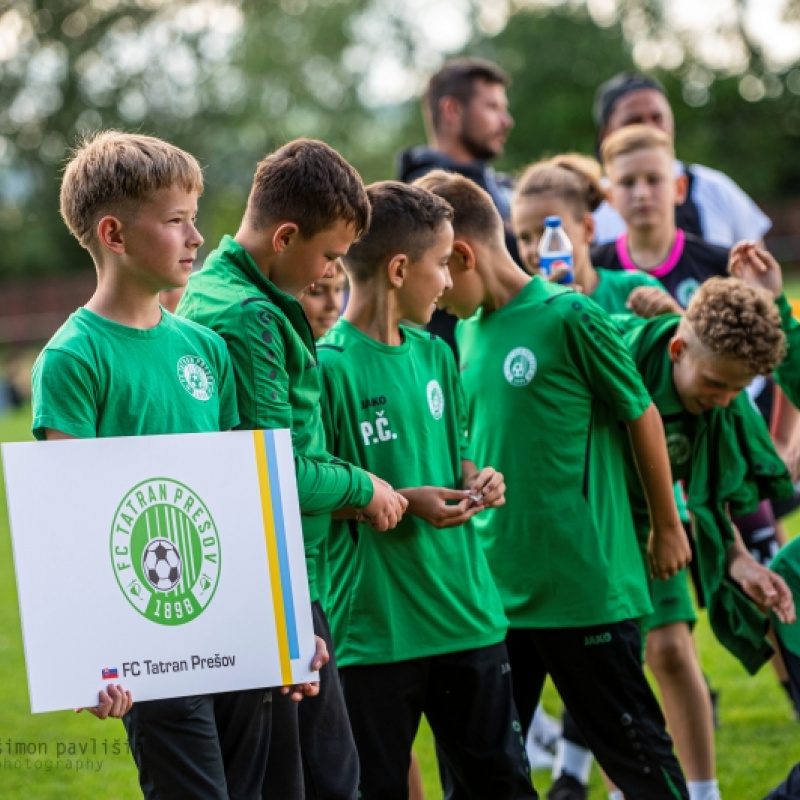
[[272, 222, 300, 253], [675, 174, 688, 205], [387, 254, 408, 287], [582, 212, 595, 245], [668, 335, 687, 363], [451, 239, 476, 273], [97, 215, 126, 255]]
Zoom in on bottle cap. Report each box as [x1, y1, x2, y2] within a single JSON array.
[[544, 216, 561, 228]]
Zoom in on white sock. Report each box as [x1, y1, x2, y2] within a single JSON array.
[[689, 779, 721, 800], [552, 739, 593, 784], [608, 791, 624, 800]]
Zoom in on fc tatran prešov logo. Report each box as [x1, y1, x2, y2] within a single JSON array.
[[111, 479, 221, 626], [426, 379, 445, 420], [503, 347, 537, 387], [177, 355, 214, 402], [666, 432, 692, 467]]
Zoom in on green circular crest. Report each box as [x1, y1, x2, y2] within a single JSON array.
[[177, 355, 215, 402], [110, 478, 221, 626]]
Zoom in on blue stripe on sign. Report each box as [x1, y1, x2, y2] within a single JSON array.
[[262, 430, 300, 659]]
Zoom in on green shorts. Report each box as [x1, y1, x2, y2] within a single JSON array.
[[640, 568, 697, 638]]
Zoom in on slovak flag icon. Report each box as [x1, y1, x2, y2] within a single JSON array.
[[101, 668, 119, 680]]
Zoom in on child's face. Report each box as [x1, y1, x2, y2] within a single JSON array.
[[122, 186, 203, 291], [606, 147, 678, 232], [398, 222, 454, 325], [275, 219, 357, 299], [670, 337, 755, 414], [300, 270, 347, 340], [511, 194, 590, 275]]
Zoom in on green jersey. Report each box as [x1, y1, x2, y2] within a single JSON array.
[[177, 236, 374, 601], [623, 330, 697, 544], [32, 307, 238, 439], [771, 538, 800, 657], [590, 268, 665, 315], [316, 320, 508, 666], [775, 294, 800, 410], [456, 277, 653, 628]]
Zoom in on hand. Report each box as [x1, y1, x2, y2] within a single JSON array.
[[545, 265, 584, 292], [728, 554, 796, 623], [399, 486, 482, 529], [359, 474, 409, 531], [648, 522, 692, 580], [728, 240, 783, 299], [76, 683, 133, 719], [463, 467, 506, 509], [626, 287, 682, 318], [281, 635, 329, 702]]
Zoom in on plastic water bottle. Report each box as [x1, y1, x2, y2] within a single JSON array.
[[537, 216, 573, 284]]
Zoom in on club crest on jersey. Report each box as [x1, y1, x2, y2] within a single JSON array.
[[666, 432, 692, 467], [503, 347, 536, 387], [676, 279, 700, 309], [177, 355, 215, 402], [426, 380, 445, 420]]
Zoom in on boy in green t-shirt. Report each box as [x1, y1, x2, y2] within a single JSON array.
[[316, 181, 534, 800], [416, 169, 692, 799], [177, 139, 408, 800], [31, 131, 290, 799]]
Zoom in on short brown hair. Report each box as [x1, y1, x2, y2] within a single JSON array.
[[684, 277, 786, 374], [60, 130, 203, 250], [414, 169, 504, 244], [515, 154, 606, 218], [425, 58, 509, 132], [244, 138, 370, 240], [600, 124, 674, 168], [342, 181, 453, 284]]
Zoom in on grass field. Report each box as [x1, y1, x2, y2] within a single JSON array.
[[1, 406, 799, 798]]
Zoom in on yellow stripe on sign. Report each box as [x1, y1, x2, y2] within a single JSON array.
[[253, 430, 293, 685]]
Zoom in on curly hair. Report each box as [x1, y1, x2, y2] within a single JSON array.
[[684, 277, 786, 374]]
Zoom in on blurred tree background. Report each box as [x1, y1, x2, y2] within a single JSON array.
[[0, 0, 799, 278]]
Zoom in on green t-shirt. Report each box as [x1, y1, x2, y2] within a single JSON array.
[[177, 236, 373, 601], [624, 339, 697, 544], [316, 320, 508, 666], [771, 537, 800, 657], [32, 307, 238, 439], [590, 268, 666, 315], [456, 276, 653, 628]]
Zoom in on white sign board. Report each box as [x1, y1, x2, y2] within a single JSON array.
[[1, 429, 316, 713]]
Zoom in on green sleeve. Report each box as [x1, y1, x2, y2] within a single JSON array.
[[31, 350, 98, 440], [609, 312, 648, 336], [563, 298, 651, 422], [774, 294, 800, 410], [239, 306, 373, 513]]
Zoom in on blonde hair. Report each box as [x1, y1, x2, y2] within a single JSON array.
[[683, 277, 786, 374], [60, 130, 203, 251], [600, 124, 674, 168], [515, 154, 606, 218]]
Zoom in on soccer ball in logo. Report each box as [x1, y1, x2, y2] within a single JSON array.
[[503, 347, 537, 387], [142, 538, 182, 592]]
